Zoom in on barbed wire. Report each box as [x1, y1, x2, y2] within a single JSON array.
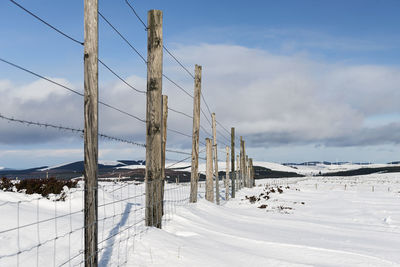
[[0, 113, 146, 147], [5, 0, 240, 166], [8, 0, 84, 45], [8, 0, 236, 144], [7, 0, 209, 136], [1, 114, 204, 157]]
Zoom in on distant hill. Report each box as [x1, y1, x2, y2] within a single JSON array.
[[318, 165, 400, 176], [0, 160, 145, 179]]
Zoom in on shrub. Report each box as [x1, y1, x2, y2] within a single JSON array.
[[0, 177, 13, 191], [15, 177, 78, 199]]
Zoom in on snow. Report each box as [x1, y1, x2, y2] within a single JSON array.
[[129, 174, 400, 266], [40, 161, 75, 171], [117, 164, 146, 170], [160, 161, 400, 177], [1, 173, 400, 266], [159, 161, 301, 175], [287, 163, 400, 176], [99, 160, 126, 166]]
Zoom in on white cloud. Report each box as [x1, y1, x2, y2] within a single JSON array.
[[1, 43, 400, 151]]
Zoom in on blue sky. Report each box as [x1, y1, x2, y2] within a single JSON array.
[[1, 0, 400, 168]]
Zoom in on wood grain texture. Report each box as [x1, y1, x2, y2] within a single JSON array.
[[145, 10, 163, 228], [205, 138, 214, 202], [212, 113, 220, 205], [236, 155, 240, 190], [190, 65, 201, 203], [249, 158, 254, 187], [161, 95, 168, 215], [225, 146, 230, 200], [246, 155, 249, 188], [231, 127, 235, 197], [240, 137, 244, 189], [84, 0, 98, 265]]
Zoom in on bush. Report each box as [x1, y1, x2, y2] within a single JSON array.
[[0, 177, 13, 191], [15, 177, 78, 199]]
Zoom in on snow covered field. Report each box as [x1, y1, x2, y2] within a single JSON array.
[[1, 173, 399, 266], [129, 174, 400, 267]]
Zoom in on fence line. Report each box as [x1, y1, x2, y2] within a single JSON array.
[[0, 1, 257, 266]]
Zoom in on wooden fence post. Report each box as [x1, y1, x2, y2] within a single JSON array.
[[161, 95, 168, 180], [240, 137, 245, 188], [249, 158, 254, 187], [212, 113, 220, 205], [145, 9, 163, 228], [190, 65, 201, 203], [231, 127, 235, 198], [225, 146, 230, 200], [236, 155, 240, 190], [245, 155, 249, 188], [161, 95, 168, 215], [84, 0, 98, 265], [205, 138, 214, 202]]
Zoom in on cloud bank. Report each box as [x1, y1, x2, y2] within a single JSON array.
[[1, 43, 400, 150]]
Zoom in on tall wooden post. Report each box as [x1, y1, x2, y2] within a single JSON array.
[[246, 155, 249, 188], [236, 155, 240, 190], [205, 138, 214, 202], [190, 65, 202, 203], [212, 113, 220, 205], [84, 0, 98, 265], [145, 10, 163, 228], [230, 127, 235, 197], [249, 158, 254, 187], [240, 137, 244, 188], [161, 95, 168, 214], [225, 146, 230, 200]]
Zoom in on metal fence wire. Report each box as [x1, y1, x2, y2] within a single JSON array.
[[0, 178, 208, 267]]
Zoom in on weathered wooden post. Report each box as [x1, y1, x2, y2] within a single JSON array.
[[190, 65, 202, 203], [211, 113, 220, 205], [240, 137, 245, 188], [249, 158, 254, 187], [225, 146, 230, 200], [205, 138, 214, 202], [236, 155, 240, 190], [231, 127, 235, 197], [161, 95, 168, 214], [84, 0, 98, 265], [245, 155, 249, 188], [145, 9, 163, 228], [161, 95, 168, 180]]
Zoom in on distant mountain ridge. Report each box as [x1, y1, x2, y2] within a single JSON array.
[[282, 161, 378, 166], [0, 160, 145, 179]]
